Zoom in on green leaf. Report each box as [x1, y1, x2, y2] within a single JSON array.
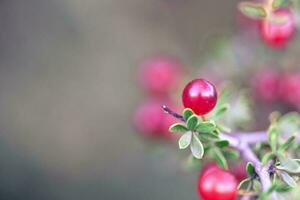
[[178, 131, 192, 149], [190, 133, 204, 159], [268, 125, 279, 152], [199, 131, 220, 141], [183, 108, 194, 121], [223, 149, 240, 160], [277, 158, 300, 173], [273, 0, 290, 9], [237, 178, 252, 190], [215, 140, 229, 148], [169, 123, 188, 133], [214, 103, 230, 117], [196, 121, 216, 133], [275, 184, 292, 193], [246, 162, 255, 177], [279, 136, 295, 152], [239, 2, 267, 19], [212, 148, 228, 169], [217, 124, 231, 133], [187, 115, 199, 130], [280, 171, 297, 187], [261, 152, 274, 165]]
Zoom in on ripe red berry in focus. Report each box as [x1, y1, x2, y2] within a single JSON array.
[[198, 165, 238, 200], [182, 79, 217, 115], [252, 69, 280, 102], [138, 56, 182, 95], [259, 8, 296, 48]]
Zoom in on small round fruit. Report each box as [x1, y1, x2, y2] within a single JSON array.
[[279, 72, 300, 106], [182, 79, 217, 115], [133, 99, 180, 139], [252, 69, 280, 102], [259, 8, 296, 48], [138, 56, 182, 95], [198, 165, 238, 200], [133, 99, 163, 137]]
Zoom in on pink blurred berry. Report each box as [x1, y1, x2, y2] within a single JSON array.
[[252, 69, 280, 102], [138, 56, 182, 95], [279, 72, 300, 106], [259, 8, 296, 48], [133, 99, 180, 139]]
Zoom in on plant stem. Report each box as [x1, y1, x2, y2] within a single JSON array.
[[162, 105, 279, 200]]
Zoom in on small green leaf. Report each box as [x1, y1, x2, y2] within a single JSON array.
[[214, 103, 230, 117], [275, 184, 292, 193], [237, 178, 252, 190], [196, 121, 216, 133], [273, 0, 290, 9], [187, 115, 199, 130], [183, 108, 194, 121], [246, 162, 255, 177], [268, 125, 278, 152], [277, 158, 300, 173], [169, 123, 188, 133], [261, 152, 274, 165], [280, 171, 297, 187], [190, 133, 204, 159], [279, 136, 295, 152], [223, 149, 240, 160], [215, 140, 229, 148], [178, 131, 192, 149], [199, 131, 220, 141], [217, 124, 231, 133], [212, 148, 228, 169], [239, 2, 267, 19]]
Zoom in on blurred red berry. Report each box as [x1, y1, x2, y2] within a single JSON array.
[[138, 56, 182, 95], [182, 79, 217, 115], [198, 165, 238, 200], [280, 72, 300, 106], [259, 8, 296, 48], [230, 162, 247, 182], [133, 99, 180, 139], [252, 69, 280, 102]]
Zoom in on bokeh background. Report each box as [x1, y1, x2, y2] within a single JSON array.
[[0, 0, 263, 199]]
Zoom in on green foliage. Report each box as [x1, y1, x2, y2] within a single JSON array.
[[239, 2, 267, 19], [183, 108, 194, 121], [246, 162, 255, 177], [178, 132, 192, 149], [211, 148, 228, 169], [272, 0, 290, 9], [190, 133, 204, 159], [169, 123, 188, 133], [187, 114, 199, 130], [196, 121, 216, 133]]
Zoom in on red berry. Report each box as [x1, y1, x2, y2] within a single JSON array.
[[259, 8, 296, 48], [230, 162, 247, 182], [182, 79, 217, 115], [198, 165, 238, 200], [252, 69, 280, 102], [279, 72, 300, 106], [138, 56, 182, 95], [133, 99, 180, 139]]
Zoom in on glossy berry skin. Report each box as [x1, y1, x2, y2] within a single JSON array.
[[198, 165, 238, 200], [138, 56, 182, 95], [252, 69, 280, 102], [259, 8, 296, 48], [182, 79, 217, 115]]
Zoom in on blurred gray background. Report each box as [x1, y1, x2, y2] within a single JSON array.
[[0, 0, 238, 199]]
